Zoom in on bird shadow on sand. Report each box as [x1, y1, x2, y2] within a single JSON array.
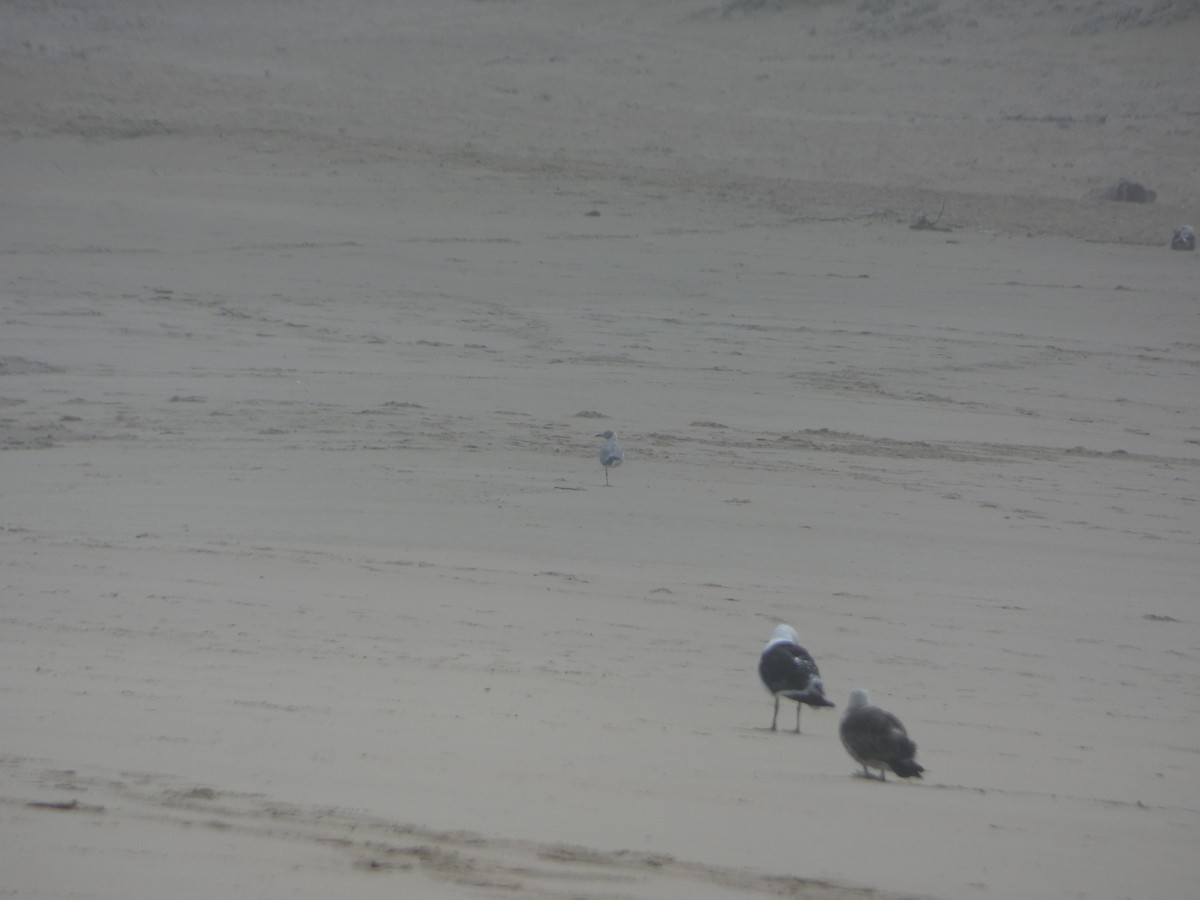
[[738, 726, 824, 736]]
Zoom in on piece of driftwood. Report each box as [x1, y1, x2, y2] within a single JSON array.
[[27, 799, 79, 810], [26, 798, 103, 812]]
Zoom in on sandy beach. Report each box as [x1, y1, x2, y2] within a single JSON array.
[[2, 2, 1198, 898]]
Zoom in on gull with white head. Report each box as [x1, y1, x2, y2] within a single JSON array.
[[758, 624, 834, 733], [596, 430, 623, 486]]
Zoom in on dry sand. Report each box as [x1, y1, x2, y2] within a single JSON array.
[[2, 1, 1198, 898]]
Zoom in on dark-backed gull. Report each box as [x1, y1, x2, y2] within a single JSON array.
[[596, 430, 623, 486], [758, 624, 834, 733], [839, 688, 925, 781]]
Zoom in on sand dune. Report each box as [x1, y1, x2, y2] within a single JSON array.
[[2, 2, 1198, 898]]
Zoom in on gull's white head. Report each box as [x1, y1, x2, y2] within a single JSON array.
[[596, 430, 618, 440], [846, 688, 871, 711], [764, 623, 799, 650]]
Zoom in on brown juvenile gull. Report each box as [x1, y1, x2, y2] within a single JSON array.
[[758, 624, 834, 733], [596, 430, 623, 486], [839, 688, 925, 781]]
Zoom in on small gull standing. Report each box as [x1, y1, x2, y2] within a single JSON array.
[[758, 624, 834, 733], [596, 430, 623, 486], [839, 688, 925, 781]]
